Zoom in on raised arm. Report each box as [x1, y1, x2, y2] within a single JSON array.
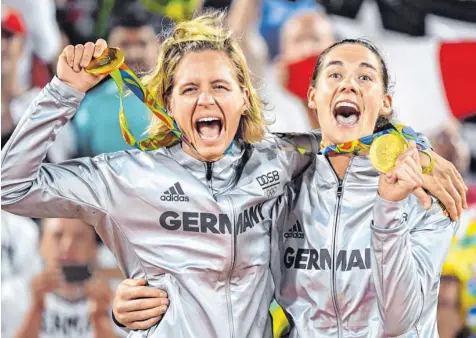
[[1, 40, 110, 222], [371, 142, 458, 336], [227, 0, 268, 81]]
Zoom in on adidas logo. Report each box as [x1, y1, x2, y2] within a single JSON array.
[[284, 220, 304, 239], [161, 182, 190, 202]]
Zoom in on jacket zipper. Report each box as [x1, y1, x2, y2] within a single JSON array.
[[205, 162, 213, 191], [326, 157, 352, 338], [224, 195, 237, 338], [205, 161, 236, 338], [331, 180, 344, 338]]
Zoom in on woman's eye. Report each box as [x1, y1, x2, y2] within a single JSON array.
[[329, 73, 341, 79], [214, 85, 227, 91], [182, 87, 196, 94], [359, 75, 372, 81]]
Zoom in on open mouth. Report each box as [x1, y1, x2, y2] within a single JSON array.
[[333, 101, 361, 126], [195, 117, 223, 140]]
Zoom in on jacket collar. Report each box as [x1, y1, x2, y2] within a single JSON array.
[[159, 140, 247, 193]]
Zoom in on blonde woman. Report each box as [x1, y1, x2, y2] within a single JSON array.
[[1, 12, 466, 338], [1, 12, 319, 338]]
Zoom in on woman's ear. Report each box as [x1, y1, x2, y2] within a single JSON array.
[[380, 94, 392, 116], [242, 88, 250, 116], [165, 96, 173, 117], [307, 86, 317, 109]]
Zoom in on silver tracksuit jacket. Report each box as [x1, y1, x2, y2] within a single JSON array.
[[271, 155, 459, 337], [1, 77, 320, 338]]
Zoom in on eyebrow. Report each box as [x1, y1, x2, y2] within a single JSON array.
[[211, 79, 232, 85], [178, 79, 232, 87], [325, 60, 377, 72]]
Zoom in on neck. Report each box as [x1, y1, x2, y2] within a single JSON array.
[[55, 285, 85, 300], [328, 154, 352, 179], [182, 143, 222, 162]]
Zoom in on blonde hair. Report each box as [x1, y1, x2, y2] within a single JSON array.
[[143, 10, 268, 144]]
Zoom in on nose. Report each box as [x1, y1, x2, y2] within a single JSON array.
[[339, 75, 359, 94], [197, 91, 215, 107], [124, 45, 144, 62], [60, 236, 76, 259]]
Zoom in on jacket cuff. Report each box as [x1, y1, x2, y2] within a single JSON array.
[[111, 310, 125, 328], [372, 194, 407, 230], [49, 76, 86, 104]]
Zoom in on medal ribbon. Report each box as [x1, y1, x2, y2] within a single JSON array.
[[109, 64, 192, 151], [320, 122, 429, 156]]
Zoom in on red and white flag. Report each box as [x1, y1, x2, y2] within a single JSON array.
[[383, 39, 476, 134]]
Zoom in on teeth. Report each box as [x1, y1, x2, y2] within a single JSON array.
[[336, 102, 358, 110], [199, 134, 220, 140], [198, 117, 220, 122]]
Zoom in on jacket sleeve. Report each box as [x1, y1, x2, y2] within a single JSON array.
[[370, 194, 458, 336], [265, 131, 321, 180], [1, 77, 109, 223]]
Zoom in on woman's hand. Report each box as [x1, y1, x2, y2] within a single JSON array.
[[112, 279, 169, 330], [56, 39, 108, 93], [378, 141, 424, 203], [421, 151, 468, 221]]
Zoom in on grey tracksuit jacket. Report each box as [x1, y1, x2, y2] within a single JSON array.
[[1, 77, 319, 338], [271, 155, 458, 337]]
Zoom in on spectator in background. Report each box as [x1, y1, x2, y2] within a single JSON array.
[[1, 212, 41, 283], [2, 218, 118, 338], [73, 3, 164, 157], [438, 275, 472, 338], [429, 116, 471, 180], [1, 211, 42, 336], [228, 0, 335, 132], [1, 6, 26, 144], [258, 0, 322, 59], [1, 6, 76, 162], [2, 0, 61, 90], [430, 117, 476, 337], [268, 10, 336, 131]]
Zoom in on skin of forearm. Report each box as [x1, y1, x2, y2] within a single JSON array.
[[90, 314, 118, 338], [13, 305, 43, 338]]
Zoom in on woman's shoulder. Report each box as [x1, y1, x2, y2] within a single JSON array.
[[89, 147, 175, 168], [254, 131, 321, 155]]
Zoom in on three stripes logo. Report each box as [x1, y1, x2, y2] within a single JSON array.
[[284, 220, 304, 239], [160, 182, 190, 202]]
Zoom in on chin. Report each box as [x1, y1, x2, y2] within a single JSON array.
[[195, 143, 227, 161]]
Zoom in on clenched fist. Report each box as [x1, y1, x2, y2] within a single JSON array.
[[57, 39, 108, 93]]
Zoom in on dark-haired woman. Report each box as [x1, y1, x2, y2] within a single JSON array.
[[271, 39, 459, 337]]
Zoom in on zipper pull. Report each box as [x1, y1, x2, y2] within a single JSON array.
[[337, 182, 343, 197], [206, 162, 213, 181]]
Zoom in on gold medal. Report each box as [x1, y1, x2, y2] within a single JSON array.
[[369, 133, 407, 173], [85, 48, 125, 75]]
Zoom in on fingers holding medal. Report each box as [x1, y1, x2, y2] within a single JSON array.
[[377, 140, 426, 203], [57, 38, 110, 93]]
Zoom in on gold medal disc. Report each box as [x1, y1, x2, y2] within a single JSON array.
[[85, 48, 125, 75], [369, 134, 407, 173]]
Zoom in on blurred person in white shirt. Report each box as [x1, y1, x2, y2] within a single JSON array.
[[1, 5, 76, 162], [1, 0, 61, 91], [228, 0, 335, 132], [2, 218, 118, 338]]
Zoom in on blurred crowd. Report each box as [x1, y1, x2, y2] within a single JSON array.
[[1, 0, 476, 337]]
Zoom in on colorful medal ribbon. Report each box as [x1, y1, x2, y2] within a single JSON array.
[[320, 122, 434, 174], [85, 48, 192, 152], [320, 122, 428, 155]]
